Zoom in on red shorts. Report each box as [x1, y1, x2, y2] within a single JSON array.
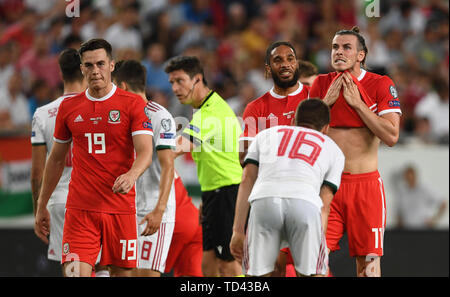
[[164, 203, 203, 277], [61, 208, 138, 268], [326, 171, 386, 257]]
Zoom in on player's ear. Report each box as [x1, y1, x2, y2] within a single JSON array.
[[321, 124, 330, 135], [110, 60, 115, 72], [264, 64, 271, 79], [119, 82, 128, 91], [357, 50, 365, 63]]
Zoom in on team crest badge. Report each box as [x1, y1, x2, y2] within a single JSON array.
[[108, 110, 121, 123]]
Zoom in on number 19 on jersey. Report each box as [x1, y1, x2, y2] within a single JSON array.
[[85, 133, 106, 154]]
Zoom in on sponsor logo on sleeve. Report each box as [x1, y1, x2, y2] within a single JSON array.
[[388, 100, 401, 107], [160, 132, 175, 139]]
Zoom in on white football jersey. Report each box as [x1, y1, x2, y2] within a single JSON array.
[[135, 100, 176, 223], [245, 125, 345, 210], [31, 93, 78, 206]]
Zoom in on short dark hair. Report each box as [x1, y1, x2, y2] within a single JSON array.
[[78, 38, 113, 60], [111, 59, 146, 93], [294, 98, 330, 131], [335, 26, 368, 68], [265, 41, 297, 65], [58, 48, 83, 83], [164, 55, 207, 85], [298, 60, 318, 77]]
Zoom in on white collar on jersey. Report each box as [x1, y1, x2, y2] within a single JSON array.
[[85, 83, 117, 102], [269, 81, 304, 99], [357, 69, 367, 81]]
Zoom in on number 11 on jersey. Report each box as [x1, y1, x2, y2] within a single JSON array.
[[85, 133, 106, 154]]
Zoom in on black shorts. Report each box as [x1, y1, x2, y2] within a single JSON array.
[[201, 184, 239, 261]]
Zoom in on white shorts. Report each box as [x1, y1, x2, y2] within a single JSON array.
[[244, 197, 328, 276], [47, 203, 65, 262], [136, 215, 174, 273]]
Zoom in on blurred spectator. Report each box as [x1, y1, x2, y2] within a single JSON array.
[[0, 0, 447, 142], [414, 78, 449, 144], [0, 8, 38, 55], [27, 79, 51, 116], [0, 43, 15, 90], [394, 165, 447, 229], [181, 0, 213, 25], [104, 2, 143, 56], [265, 0, 308, 40], [0, 0, 25, 24], [17, 31, 60, 89], [298, 60, 318, 87], [410, 116, 434, 144], [225, 80, 257, 117], [147, 89, 170, 110], [364, 20, 389, 75], [384, 29, 406, 69], [378, 0, 426, 36], [173, 16, 218, 55], [142, 43, 172, 95], [60, 1, 92, 39], [404, 20, 446, 72], [47, 16, 65, 55], [0, 71, 30, 131], [62, 34, 83, 50], [399, 70, 431, 135], [224, 2, 248, 35], [80, 9, 111, 41], [24, 0, 58, 16], [144, 9, 177, 57]]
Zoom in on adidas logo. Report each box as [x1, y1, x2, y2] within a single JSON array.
[[74, 115, 84, 122], [267, 113, 277, 119]]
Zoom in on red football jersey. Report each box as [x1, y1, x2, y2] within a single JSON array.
[[240, 82, 309, 140], [54, 85, 153, 214], [310, 69, 402, 128]]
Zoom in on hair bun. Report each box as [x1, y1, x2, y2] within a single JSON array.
[[351, 26, 360, 33]]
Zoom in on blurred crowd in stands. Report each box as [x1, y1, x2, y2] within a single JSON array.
[[0, 0, 448, 144]]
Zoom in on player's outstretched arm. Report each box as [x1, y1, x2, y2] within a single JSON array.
[[230, 163, 258, 263], [139, 148, 174, 236], [113, 134, 153, 194], [35, 141, 70, 244]]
